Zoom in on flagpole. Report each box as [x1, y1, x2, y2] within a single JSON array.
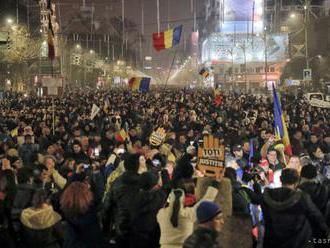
[[164, 48, 178, 90], [52, 97, 55, 136], [156, 0, 160, 35]]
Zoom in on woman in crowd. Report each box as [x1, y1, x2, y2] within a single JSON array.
[[20, 189, 62, 248], [60, 181, 103, 248]]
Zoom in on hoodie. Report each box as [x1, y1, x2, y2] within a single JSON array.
[[20, 205, 62, 248], [262, 187, 328, 248]]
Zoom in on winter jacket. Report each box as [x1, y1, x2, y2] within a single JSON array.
[[183, 227, 221, 248], [129, 172, 171, 248], [11, 183, 36, 227], [64, 205, 103, 248], [157, 186, 218, 248], [102, 171, 140, 239], [248, 187, 329, 248], [299, 179, 330, 217], [20, 205, 62, 248]]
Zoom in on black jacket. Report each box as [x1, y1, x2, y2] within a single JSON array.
[[299, 180, 330, 216], [129, 171, 171, 248], [249, 187, 329, 248], [183, 227, 221, 248], [64, 205, 103, 248], [102, 171, 140, 238], [11, 183, 35, 225]]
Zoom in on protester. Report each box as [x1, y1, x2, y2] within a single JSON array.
[[183, 201, 224, 248], [20, 189, 62, 248], [246, 168, 330, 248], [0, 88, 329, 248]]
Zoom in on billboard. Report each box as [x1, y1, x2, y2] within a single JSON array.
[[220, 0, 263, 34], [202, 33, 288, 64]]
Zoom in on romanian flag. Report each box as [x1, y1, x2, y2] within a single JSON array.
[[115, 129, 128, 143], [153, 25, 182, 51], [199, 68, 209, 78], [272, 84, 292, 156], [47, 14, 55, 60], [214, 88, 222, 107], [128, 77, 151, 92]]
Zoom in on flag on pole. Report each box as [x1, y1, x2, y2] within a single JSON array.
[[90, 104, 100, 120], [153, 25, 182, 51], [272, 84, 292, 156], [128, 77, 151, 92], [47, 14, 55, 60], [214, 88, 222, 107], [199, 68, 209, 78]]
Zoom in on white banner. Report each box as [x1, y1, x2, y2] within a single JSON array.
[[309, 99, 330, 109]]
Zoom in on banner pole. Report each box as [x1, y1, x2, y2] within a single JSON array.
[[164, 48, 178, 90]]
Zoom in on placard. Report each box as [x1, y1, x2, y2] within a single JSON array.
[[197, 135, 225, 178]]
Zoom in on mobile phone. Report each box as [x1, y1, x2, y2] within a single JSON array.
[[152, 159, 161, 167], [83, 164, 90, 169], [190, 141, 194, 146], [117, 148, 125, 154], [94, 148, 100, 157]]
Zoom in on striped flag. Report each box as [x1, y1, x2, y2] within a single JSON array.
[[153, 25, 182, 51], [272, 84, 292, 156], [128, 77, 151, 92]]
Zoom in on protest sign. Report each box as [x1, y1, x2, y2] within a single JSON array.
[[197, 135, 225, 179]]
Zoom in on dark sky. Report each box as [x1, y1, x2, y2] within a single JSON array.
[[57, 0, 204, 67]]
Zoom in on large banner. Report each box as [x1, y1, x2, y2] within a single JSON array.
[[202, 33, 288, 63]]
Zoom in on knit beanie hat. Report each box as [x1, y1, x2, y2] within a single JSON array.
[[196, 201, 222, 224], [300, 164, 317, 179]]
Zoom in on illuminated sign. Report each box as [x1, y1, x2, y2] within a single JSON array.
[[202, 33, 288, 64]]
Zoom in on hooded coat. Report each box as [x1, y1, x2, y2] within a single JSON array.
[[261, 187, 329, 248], [20, 205, 62, 248]]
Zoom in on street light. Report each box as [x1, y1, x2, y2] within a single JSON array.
[[6, 18, 13, 25]]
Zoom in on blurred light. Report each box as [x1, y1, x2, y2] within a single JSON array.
[[144, 66, 152, 70], [76, 44, 81, 49], [286, 58, 291, 62], [304, 5, 307, 10], [89, 49, 94, 54], [42, 41, 47, 45], [23, 93, 28, 97], [290, 13, 296, 18], [145, 56, 152, 61], [6, 18, 13, 24], [39, 29, 43, 33], [317, 55, 322, 59]]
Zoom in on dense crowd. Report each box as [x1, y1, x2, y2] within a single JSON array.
[[0, 87, 330, 248]]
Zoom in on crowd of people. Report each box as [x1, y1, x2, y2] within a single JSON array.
[[0, 87, 330, 248]]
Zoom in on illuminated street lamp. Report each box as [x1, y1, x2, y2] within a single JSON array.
[[6, 18, 13, 25]]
